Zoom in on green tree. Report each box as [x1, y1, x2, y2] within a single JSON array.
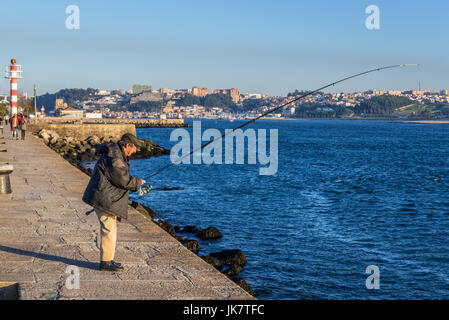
[[354, 95, 412, 115], [176, 93, 236, 110], [0, 103, 9, 117], [177, 95, 202, 106], [203, 94, 235, 109], [37, 88, 98, 110], [126, 101, 164, 112]]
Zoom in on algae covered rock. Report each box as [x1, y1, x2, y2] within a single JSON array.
[[199, 226, 223, 240], [201, 255, 223, 270], [178, 238, 200, 254], [182, 226, 201, 234], [130, 201, 157, 219], [86, 135, 101, 146], [224, 264, 243, 276], [154, 219, 177, 238], [210, 249, 247, 266], [231, 277, 258, 297]]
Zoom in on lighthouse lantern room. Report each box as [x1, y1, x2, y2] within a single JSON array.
[[4, 58, 24, 116]]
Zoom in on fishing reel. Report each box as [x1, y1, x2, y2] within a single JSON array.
[[138, 184, 152, 196]]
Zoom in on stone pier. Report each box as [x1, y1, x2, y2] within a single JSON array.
[[0, 125, 253, 300]]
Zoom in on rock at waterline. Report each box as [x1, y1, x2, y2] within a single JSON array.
[[223, 263, 243, 276], [178, 225, 223, 240], [36, 129, 170, 163], [199, 226, 223, 240], [131, 201, 157, 220], [232, 277, 259, 297], [154, 219, 177, 238], [181, 226, 201, 234], [157, 186, 184, 191], [201, 255, 223, 271], [177, 237, 200, 254], [210, 249, 247, 266], [86, 135, 101, 146]]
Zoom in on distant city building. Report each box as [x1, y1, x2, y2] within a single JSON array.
[[132, 84, 152, 94], [96, 90, 110, 96], [85, 112, 102, 119], [111, 89, 126, 95], [404, 90, 429, 95], [55, 98, 67, 111], [130, 91, 164, 103], [367, 90, 385, 95], [213, 88, 240, 103], [56, 106, 84, 118], [387, 90, 402, 95], [244, 93, 264, 99], [440, 89, 449, 96], [157, 87, 190, 95], [192, 86, 210, 97]]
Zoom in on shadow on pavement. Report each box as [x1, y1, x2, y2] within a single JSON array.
[[0, 245, 98, 271]]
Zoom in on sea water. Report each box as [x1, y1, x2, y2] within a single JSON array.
[[129, 119, 449, 299]]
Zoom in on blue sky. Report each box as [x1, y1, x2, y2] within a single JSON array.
[[0, 0, 448, 96]]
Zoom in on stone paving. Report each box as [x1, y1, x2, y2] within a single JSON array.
[[0, 125, 253, 300]]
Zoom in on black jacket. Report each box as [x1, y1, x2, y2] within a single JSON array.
[[82, 143, 140, 219]]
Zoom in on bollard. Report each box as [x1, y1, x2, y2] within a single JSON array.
[[0, 164, 13, 194]]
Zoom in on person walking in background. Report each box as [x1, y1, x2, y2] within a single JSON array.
[[82, 134, 146, 271], [10, 114, 19, 139], [19, 115, 27, 140]]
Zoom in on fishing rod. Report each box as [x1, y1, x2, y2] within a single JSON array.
[[138, 64, 419, 196]]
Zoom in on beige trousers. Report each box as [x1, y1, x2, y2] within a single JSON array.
[[95, 210, 117, 262]]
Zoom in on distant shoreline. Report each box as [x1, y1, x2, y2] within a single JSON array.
[[401, 120, 449, 124], [200, 117, 449, 122]]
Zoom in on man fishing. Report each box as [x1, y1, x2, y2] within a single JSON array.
[[82, 134, 146, 271]]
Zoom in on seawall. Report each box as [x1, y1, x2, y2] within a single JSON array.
[[28, 123, 136, 141], [34, 117, 187, 128]]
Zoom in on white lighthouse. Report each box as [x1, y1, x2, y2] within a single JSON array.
[[4, 58, 24, 116]]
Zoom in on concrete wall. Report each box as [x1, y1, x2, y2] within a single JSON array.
[[83, 118, 185, 127], [28, 123, 136, 141], [32, 118, 185, 127]]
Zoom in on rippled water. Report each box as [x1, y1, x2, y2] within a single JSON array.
[[127, 119, 449, 299]]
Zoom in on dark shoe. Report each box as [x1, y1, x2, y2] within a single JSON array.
[[111, 260, 122, 268], [99, 260, 124, 272]]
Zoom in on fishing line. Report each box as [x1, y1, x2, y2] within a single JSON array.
[[138, 64, 419, 196]]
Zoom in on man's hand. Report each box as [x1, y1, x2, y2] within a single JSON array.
[[138, 178, 146, 186]]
